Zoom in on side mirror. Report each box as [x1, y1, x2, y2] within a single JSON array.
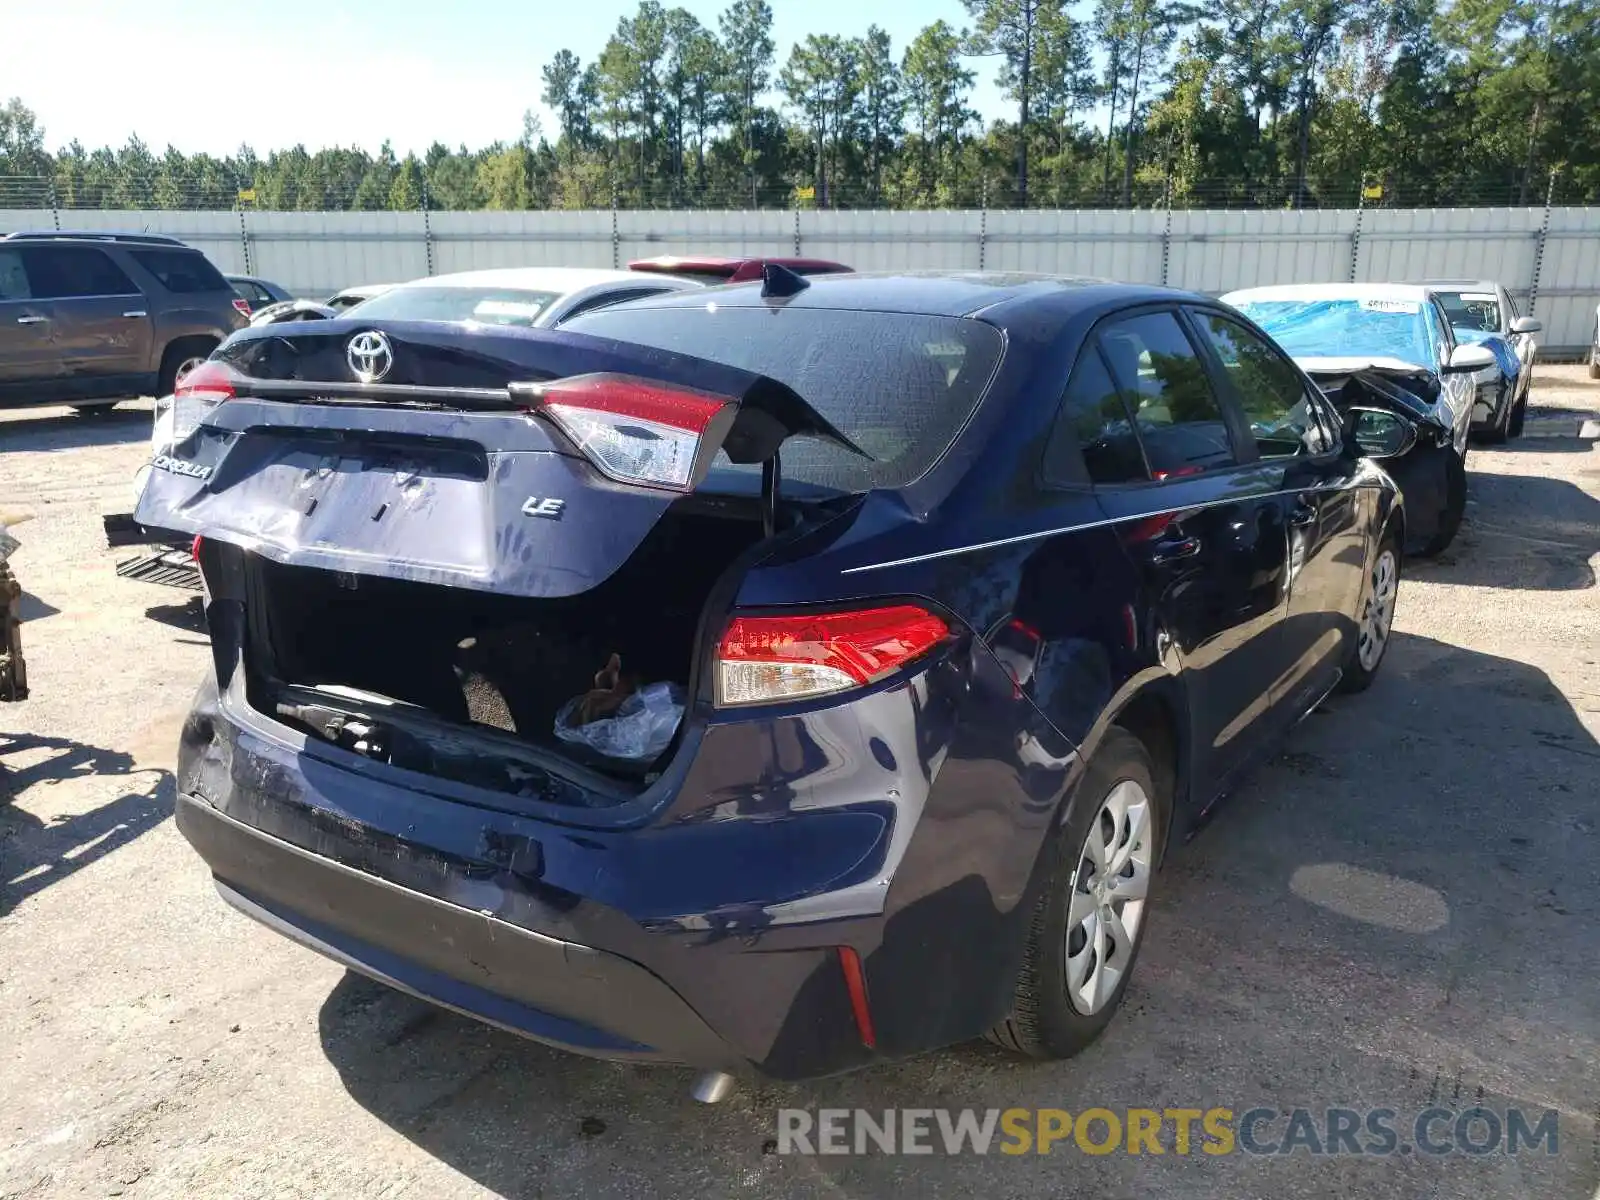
[[1347, 407, 1418, 460], [1510, 316, 1542, 334], [1444, 343, 1497, 373]]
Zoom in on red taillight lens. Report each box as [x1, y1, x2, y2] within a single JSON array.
[[716, 605, 949, 706], [514, 373, 734, 491], [174, 360, 236, 403], [232, 297, 252, 317]]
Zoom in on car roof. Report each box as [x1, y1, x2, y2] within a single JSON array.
[[395, 267, 649, 293], [629, 254, 851, 273], [596, 270, 1191, 320], [1409, 279, 1502, 292], [1225, 282, 1436, 304]]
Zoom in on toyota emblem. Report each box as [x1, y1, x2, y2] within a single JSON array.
[[346, 330, 394, 383]]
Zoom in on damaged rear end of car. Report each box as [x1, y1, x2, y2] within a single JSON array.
[[149, 312, 1028, 1082]]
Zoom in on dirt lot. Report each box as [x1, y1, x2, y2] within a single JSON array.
[[2, 368, 1598, 1200]]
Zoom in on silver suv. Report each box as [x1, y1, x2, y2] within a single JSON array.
[[0, 231, 246, 411]]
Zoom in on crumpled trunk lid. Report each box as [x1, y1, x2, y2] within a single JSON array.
[[135, 321, 860, 598]]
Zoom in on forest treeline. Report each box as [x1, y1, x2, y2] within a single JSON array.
[[3, 0, 1597, 211]]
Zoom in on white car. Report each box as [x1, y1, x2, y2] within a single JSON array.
[[1418, 279, 1542, 440], [1590, 302, 1599, 379], [340, 267, 700, 328], [1222, 282, 1497, 557]]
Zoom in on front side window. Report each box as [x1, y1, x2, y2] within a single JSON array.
[[1195, 311, 1331, 458], [1096, 311, 1236, 476], [21, 246, 139, 298], [0, 249, 30, 300]]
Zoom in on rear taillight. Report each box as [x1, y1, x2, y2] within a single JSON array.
[[716, 605, 949, 707], [174, 361, 236, 403], [513, 373, 736, 491], [232, 297, 251, 317]]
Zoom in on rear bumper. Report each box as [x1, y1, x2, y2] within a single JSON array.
[[177, 794, 739, 1067]]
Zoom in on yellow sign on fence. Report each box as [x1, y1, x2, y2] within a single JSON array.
[[237, 188, 257, 204], [795, 186, 815, 201], [1362, 183, 1384, 201]]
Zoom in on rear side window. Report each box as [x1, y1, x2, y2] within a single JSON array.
[[20, 246, 139, 298], [1097, 311, 1236, 476], [129, 248, 230, 294], [1046, 347, 1148, 484], [560, 305, 1005, 492]]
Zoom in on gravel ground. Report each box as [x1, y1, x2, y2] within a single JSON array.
[[2, 368, 1597, 1200]]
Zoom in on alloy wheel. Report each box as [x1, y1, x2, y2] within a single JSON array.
[[1065, 779, 1152, 1016], [1357, 548, 1398, 671], [173, 356, 207, 387]]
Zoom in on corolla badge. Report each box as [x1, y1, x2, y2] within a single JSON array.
[[347, 330, 394, 383]]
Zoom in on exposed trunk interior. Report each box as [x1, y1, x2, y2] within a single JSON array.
[[243, 499, 769, 800]]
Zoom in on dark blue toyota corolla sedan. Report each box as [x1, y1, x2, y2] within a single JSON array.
[[138, 271, 1406, 1092]]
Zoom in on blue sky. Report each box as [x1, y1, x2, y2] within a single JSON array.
[[13, 0, 1012, 156]]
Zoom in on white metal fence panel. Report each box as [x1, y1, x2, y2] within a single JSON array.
[[3, 205, 1597, 352]]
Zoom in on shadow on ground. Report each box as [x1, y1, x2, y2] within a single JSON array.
[[313, 631, 1600, 1198], [0, 405, 151, 453], [1410, 471, 1600, 590], [0, 732, 173, 917]]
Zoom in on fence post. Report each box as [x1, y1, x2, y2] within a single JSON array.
[[237, 206, 253, 275], [610, 184, 620, 270], [1349, 182, 1366, 283], [793, 204, 801, 256], [1527, 167, 1558, 318], [48, 179, 61, 231], [1160, 163, 1174, 287], [978, 178, 988, 271], [421, 180, 436, 277]]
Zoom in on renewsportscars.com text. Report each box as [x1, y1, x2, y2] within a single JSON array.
[[776, 1106, 1560, 1157]]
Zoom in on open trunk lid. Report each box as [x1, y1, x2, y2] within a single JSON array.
[[134, 320, 862, 597]]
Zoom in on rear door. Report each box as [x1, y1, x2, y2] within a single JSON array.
[[1189, 305, 1366, 708], [1080, 307, 1293, 790], [19, 245, 153, 393]]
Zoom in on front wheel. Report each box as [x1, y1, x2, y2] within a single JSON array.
[[1414, 451, 1466, 558], [987, 727, 1162, 1060], [1338, 532, 1401, 693]]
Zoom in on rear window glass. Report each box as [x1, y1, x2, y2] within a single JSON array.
[[129, 249, 230, 294], [562, 305, 1005, 492], [348, 286, 560, 327]]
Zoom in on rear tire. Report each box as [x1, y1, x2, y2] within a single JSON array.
[[1588, 345, 1600, 380], [156, 338, 218, 398], [1414, 451, 1466, 558], [1337, 530, 1400, 694], [986, 727, 1162, 1060]]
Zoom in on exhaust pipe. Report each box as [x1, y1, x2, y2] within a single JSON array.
[[691, 1071, 737, 1104]]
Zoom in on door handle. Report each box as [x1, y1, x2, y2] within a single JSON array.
[[1149, 535, 1202, 565], [16, 314, 48, 325], [1289, 502, 1318, 528], [122, 310, 148, 318]]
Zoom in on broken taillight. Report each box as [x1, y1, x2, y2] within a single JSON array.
[[173, 361, 236, 404], [715, 605, 949, 707], [232, 297, 252, 318], [513, 373, 736, 492]]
